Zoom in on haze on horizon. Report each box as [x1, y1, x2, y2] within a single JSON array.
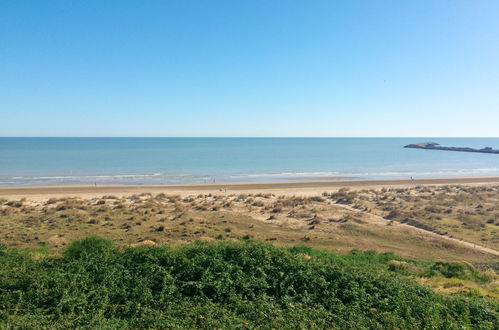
[[1, 0, 498, 137]]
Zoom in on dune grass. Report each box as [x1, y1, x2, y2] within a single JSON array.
[[326, 185, 499, 250], [0, 192, 496, 264]]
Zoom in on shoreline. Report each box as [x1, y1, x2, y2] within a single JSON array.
[[2, 176, 499, 201]]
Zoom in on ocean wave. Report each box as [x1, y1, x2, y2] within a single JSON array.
[[2, 167, 499, 186], [0, 172, 211, 186], [345, 168, 499, 177], [229, 171, 341, 179], [228, 168, 499, 179], [10, 173, 168, 180]]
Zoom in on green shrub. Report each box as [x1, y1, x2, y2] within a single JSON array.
[[63, 235, 116, 259], [428, 262, 467, 278], [0, 238, 497, 329]]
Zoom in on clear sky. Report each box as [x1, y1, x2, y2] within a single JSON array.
[[1, 1, 498, 137]]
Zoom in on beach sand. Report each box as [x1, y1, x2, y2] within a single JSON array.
[[2, 176, 499, 201]]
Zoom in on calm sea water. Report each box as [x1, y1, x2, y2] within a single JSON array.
[[1, 138, 499, 186]]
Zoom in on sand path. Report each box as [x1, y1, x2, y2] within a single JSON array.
[[333, 203, 499, 257]]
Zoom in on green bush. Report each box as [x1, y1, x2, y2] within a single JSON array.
[[0, 238, 497, 329], [428, 262, 467, 278], [63, 235, 116, 259]]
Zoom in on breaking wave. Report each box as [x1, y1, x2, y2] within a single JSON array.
[[2, 167, 499, 186]]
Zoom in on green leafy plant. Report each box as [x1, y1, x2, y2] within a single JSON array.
[[0, 237, 497, 328]]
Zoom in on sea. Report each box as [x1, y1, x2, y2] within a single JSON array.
[[1, 138, 499, 186]]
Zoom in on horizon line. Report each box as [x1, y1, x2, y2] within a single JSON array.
[[1, 136, 499, 139]]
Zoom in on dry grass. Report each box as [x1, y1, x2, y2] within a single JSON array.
[[1, 187, 498, 267], [417, 275, 499, 301], [322, 185, 499, 250]]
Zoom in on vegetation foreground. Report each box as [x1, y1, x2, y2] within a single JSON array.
[[0, 237, 497, 329]]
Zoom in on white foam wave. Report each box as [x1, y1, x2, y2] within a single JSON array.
[[2, 167, 499, 186], [345, 168, 499, 177], [10, 173, 169, 180], [229, 168, 499, 179], [230, 171, 341, 179]]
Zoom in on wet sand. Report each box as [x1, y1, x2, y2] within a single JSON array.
[[2, 176, 499, 201]]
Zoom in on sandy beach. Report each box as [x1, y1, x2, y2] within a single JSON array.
[[2, 176, 499, 201]]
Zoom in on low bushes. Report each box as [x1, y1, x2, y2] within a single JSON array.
[[0, 237, 497, 328]]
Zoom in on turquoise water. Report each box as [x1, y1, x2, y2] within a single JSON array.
[[1, 138, 499, 186]]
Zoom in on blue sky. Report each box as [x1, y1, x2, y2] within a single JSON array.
[[1, 0, 498, 137]]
